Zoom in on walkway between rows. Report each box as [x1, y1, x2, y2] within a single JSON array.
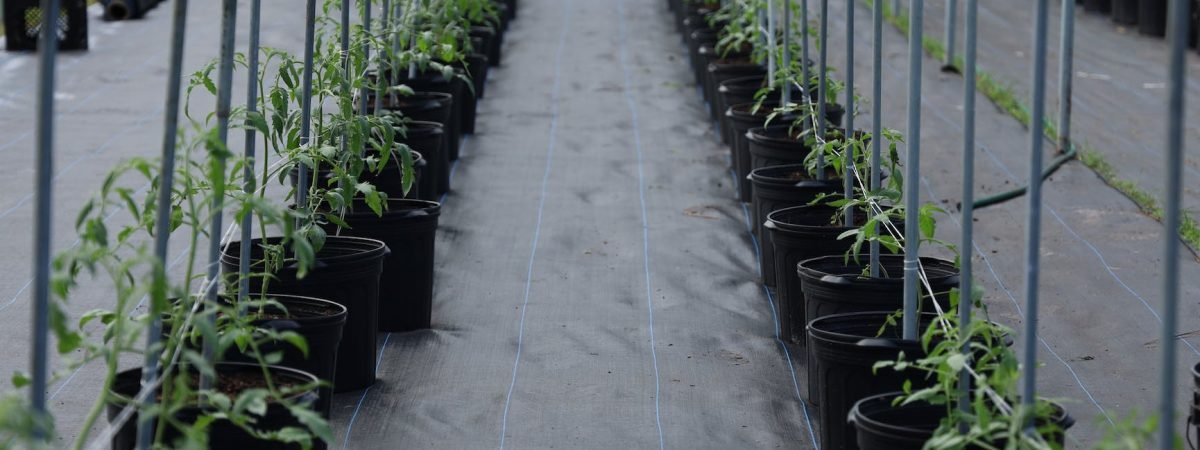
[[328, 0, 822, 448]]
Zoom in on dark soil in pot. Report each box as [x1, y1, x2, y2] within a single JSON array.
[[764, 204, 868, 341], [798, 254, 956, 407], [221, 295, 347, 419], [220, 236, 389, 392], [323, 199, 442, 332], [107, 363, 321, 450], [726, 101, 798, 201], [807, 312, 939, 450], [850, 392, 1074, 450]]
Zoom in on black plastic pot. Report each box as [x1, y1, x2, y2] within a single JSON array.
[[717, 76, 767, 148], [393, 71, 467, 162], [1139, 0, 1167, 36], [798, 255, 957, 406], [375, 93, 452, 196], [221, 236, 389, 392], [1085, 0, 1112, 14], [324, 199, 442, 332], [746, 122, 849, 175], [1112, 0, 1138, 24], [850, 392, 1075, 450], [763, 204, 857, 337], [397, 121, 447, 199], [705, 59, 765, 122], [798, 255, 958, 329], [464, 54, 489, 133], [107, 363, 321, 450], [688, 29, 721, 87], [225, 295, 347, 419], [726, 102, 795, 201], [808, 312, 938, 450], [753, 173, 845, 289]]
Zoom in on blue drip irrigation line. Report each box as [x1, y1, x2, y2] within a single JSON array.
[[918, 176, 1114, 426], [728, 167, 820, 448], [496, 0, 574, 448], [615, 0, 665, 447]]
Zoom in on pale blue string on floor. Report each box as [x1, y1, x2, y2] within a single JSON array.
[[615, 0, 665, 447]]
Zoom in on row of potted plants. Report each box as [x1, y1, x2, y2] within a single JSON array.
[[671, 0, 1078, 448], [0, 0, 517, 448]]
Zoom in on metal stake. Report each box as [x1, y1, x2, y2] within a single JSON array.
[[1056, 0, 1074, 152], [901, 0, 923, 340], [239, 0, 262, 303], [1158, 0, 1190, 447], [800, 0, 809, 97], [943, 0, 957, 68], [341, 0, 351, 159], [843, 0, 855, 226], [957, 0, 978, 425], [29, 0, 60, 440], [298, 0, 318, 211], [135, 0, 189, 445], [781, 0, 791, 106], [376, 0, 391, 115], [815, 0, 828, 180], [767, 0, 777, 88], [1019, 0, 1050, 417], [200, 0, 239, 390], [869, 0, 883, 277], [360, 0, 372, 117]]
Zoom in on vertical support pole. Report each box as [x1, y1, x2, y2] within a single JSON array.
[[376, 0, 391, 115], [239, 0, 262, 303], [759, 8, 771, 87], [943, 0, 957, 68], [901, 0, 923, 340], [781, 0, 791, 106], [136, 0, 189, 445], [1020, 0, 1050, 417], [200, 0, 239, 390], [1158, 0, 1190, 447], [1056, 0, 1075, 152], [360, 0, 372, 117], [29, 0, 60, 440], [298, 0, 318, 211], [957, 0, 978, 425], [869, 0, 883, 277], [892, 0, 901, 16], [341, 0, 351, 158], [767, 0, 778, 88], [800, 0, 810, 97], [407, 0, 420, 79], [843, 0, 855, 227], [815, 0, 828, 180]]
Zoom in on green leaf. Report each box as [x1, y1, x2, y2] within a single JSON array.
[[11, 371, 30, 388], [233, 389, 269, 417]]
